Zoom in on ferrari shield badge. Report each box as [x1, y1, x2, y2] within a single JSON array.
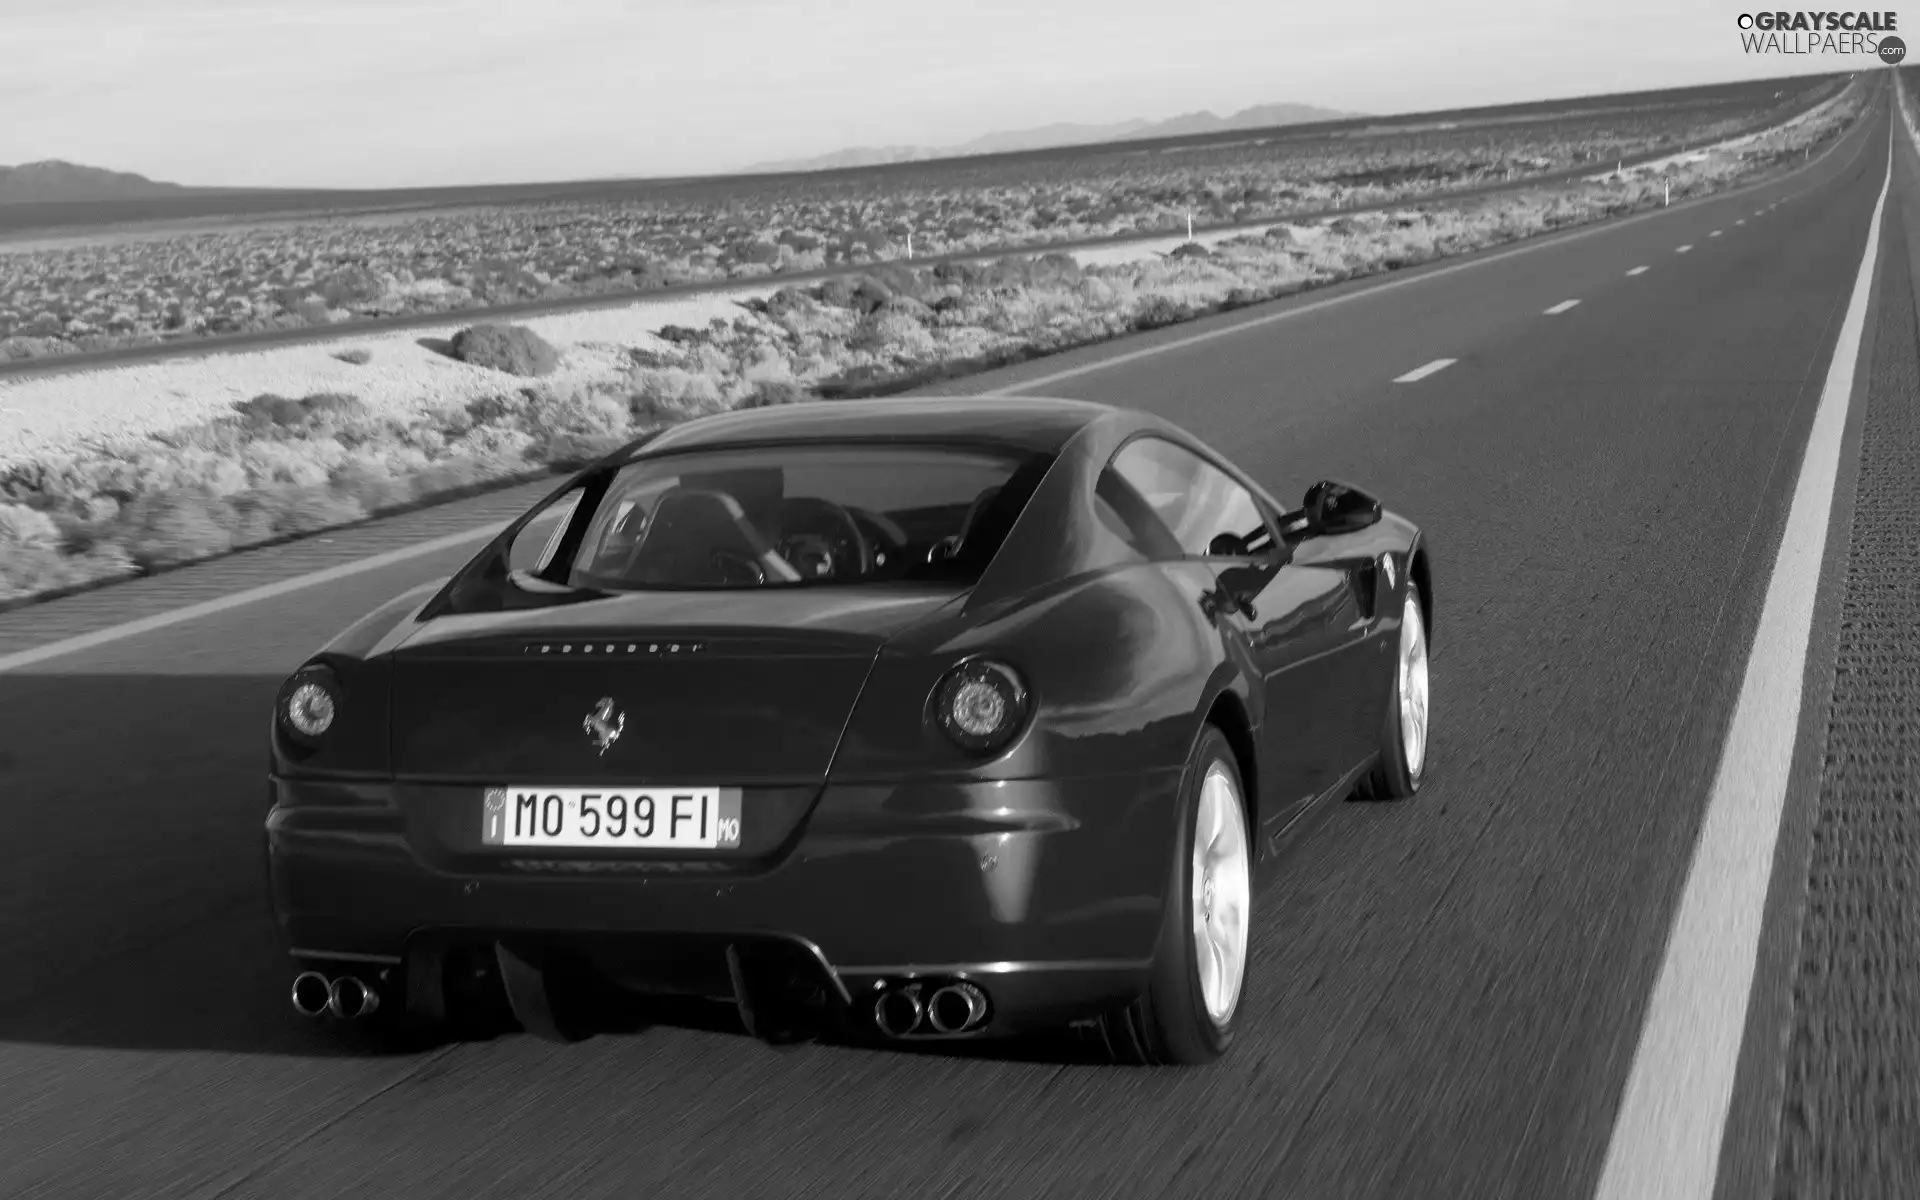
[[583, 697, 626, 755]]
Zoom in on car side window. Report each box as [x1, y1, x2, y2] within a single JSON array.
[[507, 487, 583, 574], [1108, 436, 1277, 559], [1095, 468, 1186, 560]]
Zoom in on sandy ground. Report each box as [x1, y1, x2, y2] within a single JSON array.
[[0, 85, 1851, 472], [0, 221, 1338, 469], [1581, 85, 1853, 181]]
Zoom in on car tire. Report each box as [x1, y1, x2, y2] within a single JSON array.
[[1357, 581, 1430, 802], [1098, 723, 1252, 1066]]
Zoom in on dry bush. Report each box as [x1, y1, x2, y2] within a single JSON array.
[[449, 322, 560, 377], [0, 97, 1874, 606]]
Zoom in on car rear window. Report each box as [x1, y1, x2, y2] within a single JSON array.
[[565, 442, 1055, 590]]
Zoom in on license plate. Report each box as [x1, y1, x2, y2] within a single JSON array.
[[482, 787, 743, 850]]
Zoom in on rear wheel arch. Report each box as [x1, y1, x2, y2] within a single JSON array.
[[1408, 545, 1433, 650], [1201, 691, 1258, 838]]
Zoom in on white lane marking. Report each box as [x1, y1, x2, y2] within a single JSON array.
[[1627, 266, 1650, 276], [1392, 357, 1457, 383], [0, 521, 508, 673], [1592, 114, 1891, 1200], [1543, 299, 1582, 314], [1710, 229, 1724, 237], [1678, 244, 1694, 253], [985, 134, 1857, 399], [0, 115, 1872, 668], [1736, 218, 1747, 225]]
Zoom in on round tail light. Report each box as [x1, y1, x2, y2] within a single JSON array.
[[277, 666, 341, 745], [928, 658, 1032, 755]]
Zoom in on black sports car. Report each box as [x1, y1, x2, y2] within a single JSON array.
[[267, 394, 1432, 1065]]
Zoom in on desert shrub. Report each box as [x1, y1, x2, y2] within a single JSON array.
[[849, 311, 937, 358], [314, 267, 386, 308], [516, 383, 634, 463], [0, 91, 1869, 608], [116, 488, 238, 569], [874, 295, 935, 324], [848, 276, 893, 314], [449, 322, 560, 377], [627, 366, 728, 424], [1029, 253, 1084, 287], [0, 502, 63, 554], [230, 485, 367, 539], [762, 287, 812, 319], [0, 543, 135, 602], [330, 458, 421, 512], [1134, 296, 1189, 330], [333, 346, 374, 365], [232, 391, 369, 435], [815, 278, 857, 309], [742, 379, 806, 408]]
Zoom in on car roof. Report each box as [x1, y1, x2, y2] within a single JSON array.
[[634, 394, 1116, 457]]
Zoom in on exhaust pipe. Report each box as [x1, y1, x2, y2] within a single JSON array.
[[873, 986, 924, 1038], [291, 971, 332, 1018], [926, 981, 989, 1034], [327, 975, 380, 1020]]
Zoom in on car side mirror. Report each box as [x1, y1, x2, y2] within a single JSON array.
[[1302, 479, 1383, 537], [1207, 531, 1248, 557]]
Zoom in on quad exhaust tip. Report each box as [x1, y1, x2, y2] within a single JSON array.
[[291, 971, 380, 1020], [328, 975, 380, 1019], [291, 971, 332, 1018], [873, 986, 925, 1038], [926, 982, 989, 1034], [873, 979, 990, 1038]]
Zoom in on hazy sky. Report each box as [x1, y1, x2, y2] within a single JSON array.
[[0, 0, 1866, 189]]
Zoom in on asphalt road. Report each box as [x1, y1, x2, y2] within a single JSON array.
[[0, 80, 1859, 382], [0, 79, 1911, 1200]]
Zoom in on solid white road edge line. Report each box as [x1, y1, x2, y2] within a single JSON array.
[[1392, 358, 1457, 383], [1590, 113, 1891, 1200], [1544, 299, 1582, 314], [1627, 266, 1650, 276], [0, 108, 1876, 668]]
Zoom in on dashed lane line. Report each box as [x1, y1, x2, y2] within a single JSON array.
[[1393, 357, 1457, 383], [1627, 266, 1650, 276], [1544, 299, 1582, 314], [0, 112, 1878, 670]]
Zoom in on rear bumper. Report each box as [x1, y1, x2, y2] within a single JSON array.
[[265, 768, 1184, 1032]]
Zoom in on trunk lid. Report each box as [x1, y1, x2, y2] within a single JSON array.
[[388, 586, 961, 784]]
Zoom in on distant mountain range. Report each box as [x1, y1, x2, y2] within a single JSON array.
[[6, 100, 1358, 203], [740, 101, 1361, 173], [0, 160, 195, 205]]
